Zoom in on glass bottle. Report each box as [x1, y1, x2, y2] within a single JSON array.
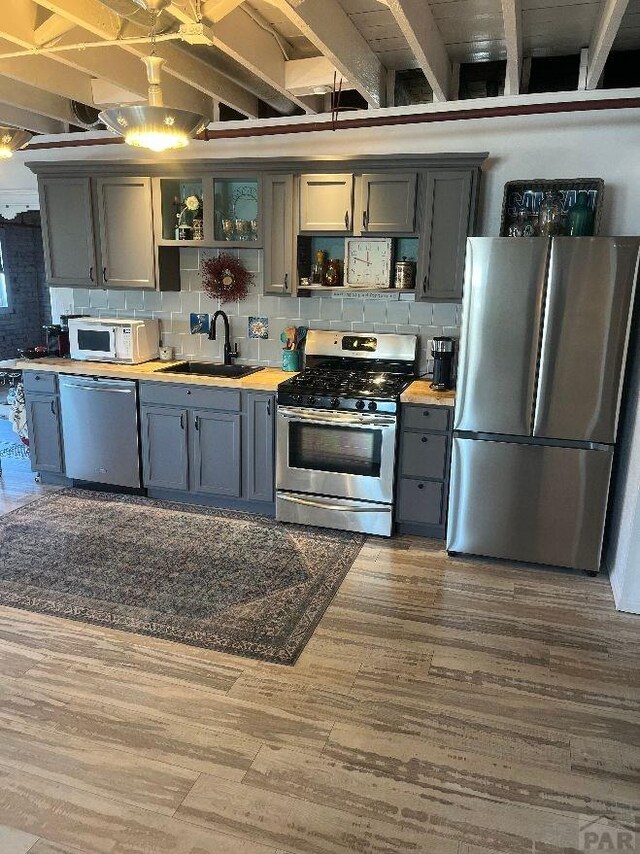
[[538, 191, 564, 236], [324, 258, 342, 287], [566, 191, 594, 236], [311, 249, 326, 285]]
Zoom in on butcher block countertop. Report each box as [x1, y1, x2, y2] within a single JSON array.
[[17, 359, 456, 404], [400, 380, 456, 407], [15, 358, 295, 392]]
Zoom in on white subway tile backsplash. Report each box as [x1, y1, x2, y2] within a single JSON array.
[[432, 302, 458, 326], [386, 301, 410, 325], [57, 249, 460, 368]]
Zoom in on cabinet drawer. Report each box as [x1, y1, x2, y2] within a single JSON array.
[[140, 381, 241, 412], [402, 404, 450, 432], [22, 371, 58, 394], [397, 478, 443, 525], [401, 432, 448, 480]]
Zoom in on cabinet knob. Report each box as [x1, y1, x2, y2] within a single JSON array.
[[423, 410, 430, 417], [34, 375, 40, 381], [421, 436, 428, 443], [186, 389, 191, 395], [418, 483, 424, 490]]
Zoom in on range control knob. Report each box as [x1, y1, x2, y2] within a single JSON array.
[[355, 399, 365, 411], [368, 401, 378, 412], [292, 394, 302, 404], [330, 397, 340, 409], [307, 396, 316, 407]]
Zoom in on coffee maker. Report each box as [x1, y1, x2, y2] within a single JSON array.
[[431, 337, 455, 390]]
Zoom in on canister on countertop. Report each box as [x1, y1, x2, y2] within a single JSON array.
[[393, 257, 416, 289], [431, 337, 455, 390]]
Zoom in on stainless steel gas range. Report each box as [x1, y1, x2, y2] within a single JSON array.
[[276, 330, 418, 536]]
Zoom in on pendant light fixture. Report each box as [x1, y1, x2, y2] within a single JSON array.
[[99, 0, 208, 152], [0, 127, 33, 159]]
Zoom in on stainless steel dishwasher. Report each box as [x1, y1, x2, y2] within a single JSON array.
[[59, 376, 141, 488]]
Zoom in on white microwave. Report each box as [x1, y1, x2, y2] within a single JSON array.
[[68, 317, 160, 364]]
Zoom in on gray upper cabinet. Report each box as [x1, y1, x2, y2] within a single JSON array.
[[95, 177, 156, 289], [244, 392, 275, 502], [141, 405, 189, 491], [417, 170, 474, 302], [191, 410, 241, 497], [25, 392, 64, 474], [39, 177, 97, 288], [299, 173, 354, 232], [264, 174, 296, 296], [356, 173, 417, 234]]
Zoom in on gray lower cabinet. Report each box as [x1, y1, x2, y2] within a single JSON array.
[[417, 169, 475, 302], [244, 392, 275, 502], [24, 392, 64, 474], [191, 410, 241, 497], [141, 405, 189, 490], [139, 382, 275, 508], [395, 403, 453, 537]]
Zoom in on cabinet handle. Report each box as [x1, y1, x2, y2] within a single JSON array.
[[362, 210, 368, 230], [180, 413, 184, 430], [418, 483, 424, 490], [267, 398, 271, 416], [50, 400, 56, 415], [344, 210, 349, 230], [284, 273, 288, 291], [89, 266, 94, 282], [102, 267, 108, 283], [423, 275, 427, 293], [194, 415, 199, 431], [421, 436, 428, 443]]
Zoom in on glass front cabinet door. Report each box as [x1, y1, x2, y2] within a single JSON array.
[[155, 177, 211, 245], [213, 176, 262, 246]]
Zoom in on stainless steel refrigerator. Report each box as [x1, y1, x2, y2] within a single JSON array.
[[447, 237, 640, 572]]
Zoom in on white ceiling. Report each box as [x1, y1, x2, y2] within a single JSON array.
[[0, 0, 635, 136]]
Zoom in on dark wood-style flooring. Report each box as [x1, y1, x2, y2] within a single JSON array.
[[0, 452, 638, 853]]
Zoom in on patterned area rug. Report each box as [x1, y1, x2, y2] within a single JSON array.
[[0, 489, 364, 664], [0, 441, 30, 461]]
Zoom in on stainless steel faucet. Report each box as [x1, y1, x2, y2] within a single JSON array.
[[208, 310, 239, 365]]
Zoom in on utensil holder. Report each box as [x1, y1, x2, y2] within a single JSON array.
[[281, 349, 301, 372]]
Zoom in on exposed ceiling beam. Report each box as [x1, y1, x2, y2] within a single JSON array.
[[0, 74, 76, 123], [501, 0, 522, 95], [0, 0, 40, 49], [165, 3, 315, 114], [201, 0, 245, 22], [33, 12, 77, 46], [268, 0, 385, 108], [385, 0, 451, 101], [0, 39, 95, 104], [0, 102, 65, 134], [586, 0, 630, 89], [36, 0, 259, 117]]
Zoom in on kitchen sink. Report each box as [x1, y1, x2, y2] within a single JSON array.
[[156, 362, 264, 379]]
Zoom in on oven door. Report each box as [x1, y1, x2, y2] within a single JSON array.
[[277, 405, 397, 504], [69, 323, 117, 361]]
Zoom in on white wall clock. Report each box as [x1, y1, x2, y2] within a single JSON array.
[[344, 237, 393, 289]]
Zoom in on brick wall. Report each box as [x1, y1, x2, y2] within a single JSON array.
[[0, 211, 50, 360]]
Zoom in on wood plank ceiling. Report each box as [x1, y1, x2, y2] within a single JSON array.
[[0, 0, 636, 136]]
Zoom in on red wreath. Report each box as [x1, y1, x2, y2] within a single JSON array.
[[201, 253, 252, 303]]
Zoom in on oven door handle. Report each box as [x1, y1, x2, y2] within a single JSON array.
[[277, 406, 395, 429], [278, 494, 390, 512]]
